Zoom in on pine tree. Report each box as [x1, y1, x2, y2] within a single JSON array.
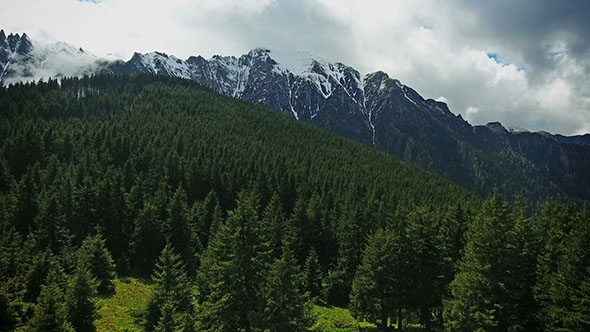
[[71, 177, 98, 242], [262, 244, 313, 332], [535, 200, 579, 331], [509, 197, 542, 331], [288, 197, 308, 263], [0, 227, 24, 280], [145, 243, 194, 332], [445, 191, 530, 332], [24, 251, 57, 303], [0, 280, 22, 331], [131, 203, 166, 276], [165, 186, 199, 275], [406, 208, 444, 331], [303, 247, 323, 303], [195, 189, 221, 248], [0, 228, 27, 332], [260, 194, 287, 261], [154, 301, 179, 332], [325, 205, 364, 306], [566, 205, 590, 331], [12, 170, 38, 236], [26, 268, 74, 332], [65, 262, 97, 332], [207, 203, 224, 241], [305, 192, 331, 264], [350, 228, 398, 331], [197, 190, 265, 332], [439, 204, 469, 289], [31, 192, 72, 254], [536, 203, 590, 331], [96, 171, 128, 263], [78, 234, 116, 294]]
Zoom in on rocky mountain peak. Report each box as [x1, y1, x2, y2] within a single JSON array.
[[247, 47, 271, 58], [366, 71, 390, 81], [6, 33, 21, 51], [486, 121, 508, 135], [16, 33, 32, 56], [186, 55, 207, 65]]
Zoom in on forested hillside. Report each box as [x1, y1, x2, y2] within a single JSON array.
[[0, 74, 588, 331]]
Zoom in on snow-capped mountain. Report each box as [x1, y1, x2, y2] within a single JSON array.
[[0, 30, 108, 86], [2, 30, 590, 200], [106, 48, 590, 200], [108, 48, 459, 148]]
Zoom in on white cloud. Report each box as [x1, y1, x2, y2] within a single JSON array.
[[1, 0, 588, 135]]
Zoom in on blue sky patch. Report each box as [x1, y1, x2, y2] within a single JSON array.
[[546, 50, 568, 59], [487, 53, 501, 63]]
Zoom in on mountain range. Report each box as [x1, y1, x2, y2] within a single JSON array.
[[2, 30, 589, 202]]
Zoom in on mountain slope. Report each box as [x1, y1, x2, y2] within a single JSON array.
[[0, 73, 481, 211], [108, 48, 590, 201], [2, 30, 589, 202]]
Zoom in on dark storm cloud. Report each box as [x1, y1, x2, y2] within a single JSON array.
[[461, 0, 590, 72]]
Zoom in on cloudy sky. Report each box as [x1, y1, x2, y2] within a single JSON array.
[[2, 0, 589, 135]]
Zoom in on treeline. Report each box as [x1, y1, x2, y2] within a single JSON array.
[[0, 74, 586, 331], [351, 193, 590, 331]]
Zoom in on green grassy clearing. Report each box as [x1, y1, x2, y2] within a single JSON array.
[[94, 278, 378, 332], [94, 278, 154, 332], [311, 305, 375, 332]]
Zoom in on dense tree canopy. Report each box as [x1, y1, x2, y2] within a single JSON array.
[[0, 74, 586, 331]]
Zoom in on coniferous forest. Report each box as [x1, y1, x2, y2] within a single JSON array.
[[0, 74, 589, 331]]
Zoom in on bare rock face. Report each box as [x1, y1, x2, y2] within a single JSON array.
[[1, 31, 34, 82]]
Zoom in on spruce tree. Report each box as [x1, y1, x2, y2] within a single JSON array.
[[445, 191, 531, 332], [325, 205, 364, 306], [509, 197, 542, 331], [406, 208, 444, 331], [145, 243, 194, 332], [31, 192, 72, 254], [197, 190, 265, 332], [12, 170, 38, 236], [78, 234, 116, 294], [350, 228, 397, 331], [165, 186, 199, 275], [0, 281, 21, 331], [386, 211, 413, 330], [195, 189, 221, 248], [131, 203, 166, 276], [288, 196, 309, 262], [260, 194, 288, 261], [96, 171, 128, 263], [263, 244, 312, 332], [24, 251, 56, 303], [154, 301, 179, 332], [536, 203, 590, 331], [535, 200, 576, 331], [71, 177, 98, 242], [566, 205, 590, 331], [439, 204, 469, 289], [65, 263, 97, 332], [26, 267, 74, 332], [207, 203, 224, 241], [0, 226, 24, 280], [303, 247, 323, 303]]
